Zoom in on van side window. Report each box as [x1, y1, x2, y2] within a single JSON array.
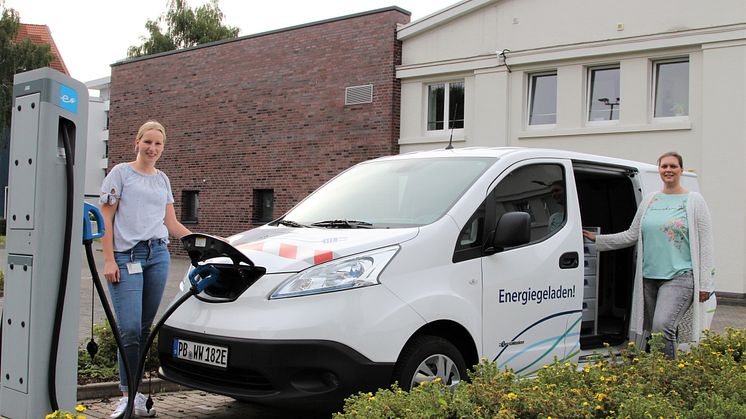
[[491, 164, 566, 244]]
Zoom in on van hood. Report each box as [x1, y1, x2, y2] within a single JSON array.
[[226, 225, 419, 273]]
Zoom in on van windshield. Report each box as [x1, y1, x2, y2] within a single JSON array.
[[283, 157, 496, 228]]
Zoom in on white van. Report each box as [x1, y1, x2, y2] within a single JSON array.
[[158, 147, 713, 408]]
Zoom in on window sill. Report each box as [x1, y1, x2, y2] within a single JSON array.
[[182, 220, 199, 225], [517, 120, 691, 139]]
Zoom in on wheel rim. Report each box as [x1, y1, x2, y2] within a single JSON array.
[[410, 353, 461, 390]]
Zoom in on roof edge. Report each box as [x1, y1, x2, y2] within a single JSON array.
[[112, 6, 411, 67], [397, 0, 498, 40]]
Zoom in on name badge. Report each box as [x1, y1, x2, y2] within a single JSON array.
[[127, 262, 143, 274]]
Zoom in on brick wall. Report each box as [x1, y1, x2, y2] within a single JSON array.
[[108, 8, 410, 255]]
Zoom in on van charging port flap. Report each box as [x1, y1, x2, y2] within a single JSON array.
[[181, 233, 267, 303]]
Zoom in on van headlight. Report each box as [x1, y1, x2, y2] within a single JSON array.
[[270, 246, 399, 299]]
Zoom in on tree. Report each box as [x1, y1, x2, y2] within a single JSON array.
[[127, 0, 239, 57], [0, 3, 55, 131]]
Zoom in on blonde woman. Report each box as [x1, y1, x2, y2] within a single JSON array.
[[100, 121, 192, 416]]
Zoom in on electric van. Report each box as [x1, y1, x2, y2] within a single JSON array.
[[157, 147, 714, 409]]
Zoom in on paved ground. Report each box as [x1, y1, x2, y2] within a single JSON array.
[[79, 391, 326, 419]]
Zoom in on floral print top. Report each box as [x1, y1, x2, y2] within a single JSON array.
[[641, 193, 692, 279]]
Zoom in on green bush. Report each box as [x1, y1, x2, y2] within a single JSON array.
[[77, 321, 160, 384], [0, 269, 4, 294], [336, 329, 746, 418]]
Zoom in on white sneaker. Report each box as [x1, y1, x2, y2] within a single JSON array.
[[109, 397, 128, 417], [134, 392, 156, 417]]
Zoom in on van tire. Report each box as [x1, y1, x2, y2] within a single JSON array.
[[392, 335, 466, 391]]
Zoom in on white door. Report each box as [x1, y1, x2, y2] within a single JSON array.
[[480, 159, 584, 375]]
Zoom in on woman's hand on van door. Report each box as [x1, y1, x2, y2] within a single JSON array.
[[582, 230, 597, 242]]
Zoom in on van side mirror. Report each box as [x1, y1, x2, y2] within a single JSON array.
[[488, 211, 531, 253]]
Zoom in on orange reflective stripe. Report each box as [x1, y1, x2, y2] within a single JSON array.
[[314, 250, 333, 265], [279, 243, 298, 259]]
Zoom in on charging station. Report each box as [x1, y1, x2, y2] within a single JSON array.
[[0, 68, 88, 418]]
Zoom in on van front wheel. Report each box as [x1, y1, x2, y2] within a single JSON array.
[[393, 335, 466, 391]]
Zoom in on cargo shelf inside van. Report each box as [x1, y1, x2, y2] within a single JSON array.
[[574, 164, 638, 350]]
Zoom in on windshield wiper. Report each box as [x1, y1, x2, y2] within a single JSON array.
[[310, 219, 373, 229], [275, 219, 309, 228]]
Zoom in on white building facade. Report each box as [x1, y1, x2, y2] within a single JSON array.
[[84, 77, 110, 202], [396, 0, 746, 297]]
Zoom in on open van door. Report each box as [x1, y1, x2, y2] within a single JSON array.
[[481, 159, 584, 375]]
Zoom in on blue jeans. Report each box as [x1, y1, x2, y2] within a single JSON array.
[[109, 239, 170, 392], [643, 271, 694, 360]]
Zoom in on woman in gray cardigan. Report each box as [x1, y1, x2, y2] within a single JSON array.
[[583, 152, 715, 360]]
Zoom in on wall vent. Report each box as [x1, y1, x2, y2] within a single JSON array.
[[345, 84, 373, 105]]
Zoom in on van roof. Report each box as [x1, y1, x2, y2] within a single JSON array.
[[388, 147, 697, 179]]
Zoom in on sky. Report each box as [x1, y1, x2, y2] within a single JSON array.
[[5, 0, 459, 83]]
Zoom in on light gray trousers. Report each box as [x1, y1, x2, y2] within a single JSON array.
[[643, 271, 694, 360]]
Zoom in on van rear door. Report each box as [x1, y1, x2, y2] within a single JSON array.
[[481, 159, 584, 375]]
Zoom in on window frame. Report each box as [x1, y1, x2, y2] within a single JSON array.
[[181, 190, 199, 224], [652, 57, 690, 120], [586, 64, 621, 125], [253, 189, 275, 224], [425, 80, 465, 134], [527, 71, 558, 127]]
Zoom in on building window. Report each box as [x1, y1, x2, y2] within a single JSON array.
[[427, 81, 464, 131], [182, 191, 199, 223], [253, 189, 274, 223], [588, 66, 620, 121], [654, 59, 689, 118], [104, 110, 110, 130], [528, 72, 557, 125]]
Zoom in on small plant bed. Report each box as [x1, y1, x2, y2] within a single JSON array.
[[336, 329, 746, 418], [78, 322, 160, 385]]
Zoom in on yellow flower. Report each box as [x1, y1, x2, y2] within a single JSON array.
[[433, 377, 442, 383], [595, 405, 603, 410], [368, 396, 375, 401], [628, 342, 635, 347], [647, 394, 653, 399], [659, 367, 665, 373], [633, 357, 639, 363], [582, 401, 590, 407], [678, 363, 685, 368], [595, 393, 607, 402], [75, 405, 86, 413], [505, 392, 518, 401], [46, 414, 55, 419]]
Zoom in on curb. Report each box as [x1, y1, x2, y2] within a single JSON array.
[[77, 378, 187, 401]]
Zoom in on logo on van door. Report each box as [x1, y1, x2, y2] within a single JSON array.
[[498, 285, 576, 305], [499, 340, 525, 348]]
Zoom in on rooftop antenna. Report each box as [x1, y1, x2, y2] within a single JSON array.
[[445, 102, 459, 150]]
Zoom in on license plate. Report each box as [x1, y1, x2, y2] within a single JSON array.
[[173, 338, 228, 368]]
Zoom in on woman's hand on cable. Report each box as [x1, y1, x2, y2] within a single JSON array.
[[104, 259, 120, 283], [582, 230, 596, 241], [699, 291, 712, 302]]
